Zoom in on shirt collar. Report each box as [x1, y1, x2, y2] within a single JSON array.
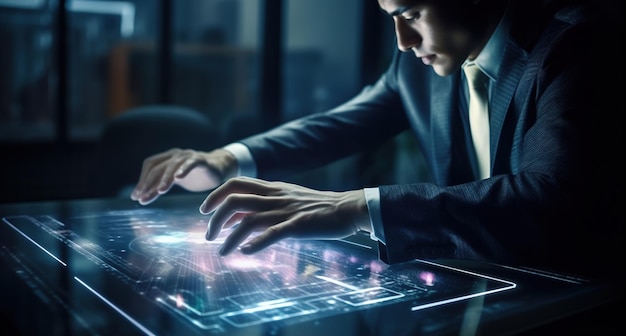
[[463, 7, 511, 81]]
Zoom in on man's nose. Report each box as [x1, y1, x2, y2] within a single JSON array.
[[394, 19, 421, 52]]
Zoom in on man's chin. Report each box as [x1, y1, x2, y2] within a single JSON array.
[[431, 65, 449, 77], [429, 62, 457, 77]]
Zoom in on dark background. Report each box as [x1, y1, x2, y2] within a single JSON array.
[[0, 0, 622, 204]]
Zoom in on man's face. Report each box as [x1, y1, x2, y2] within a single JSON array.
[[378, 0, 482, 76]]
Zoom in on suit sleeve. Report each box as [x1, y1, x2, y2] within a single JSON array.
[[239, 53, 410, 181]]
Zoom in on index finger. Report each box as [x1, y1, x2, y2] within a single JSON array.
[[131, 149, 178, 199], [204, 193, 280, 241], [199, 177, 273, 214]]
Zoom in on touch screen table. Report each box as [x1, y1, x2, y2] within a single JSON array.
[[0, 195, 621, 335]]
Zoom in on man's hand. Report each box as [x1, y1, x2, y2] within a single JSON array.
[[200, 176, 372, 256], [130, 148, 237, 205]]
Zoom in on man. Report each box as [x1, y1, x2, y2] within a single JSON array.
[[131, 0, 623, 281]]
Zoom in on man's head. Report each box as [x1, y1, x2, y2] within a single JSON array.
[[377, 0, 508, 76]]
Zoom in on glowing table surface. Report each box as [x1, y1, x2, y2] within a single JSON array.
[[0, 194, 620, 335]]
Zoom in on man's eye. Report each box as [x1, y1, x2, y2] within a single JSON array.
[[404, 12, 420, 21]]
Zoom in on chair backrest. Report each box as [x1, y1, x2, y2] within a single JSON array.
[[93, 105, 217, 198]]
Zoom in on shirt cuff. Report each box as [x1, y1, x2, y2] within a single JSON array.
[[364, 187, 386, 244], [222, 143, 257, 178]]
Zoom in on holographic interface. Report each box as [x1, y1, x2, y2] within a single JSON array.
[[2, 208, 516, 334]]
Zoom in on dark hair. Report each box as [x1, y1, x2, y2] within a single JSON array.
[[435, 0, 509, 33]]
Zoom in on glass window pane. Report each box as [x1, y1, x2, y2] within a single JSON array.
[[282, 0, 363, 189], [0, 3, 55, 142], [283, 0, 361, 121], [67, 0, 160, 140], [170, 0, 261, 140]]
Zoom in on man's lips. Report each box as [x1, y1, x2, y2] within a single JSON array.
[[416, 54, 436, 65]]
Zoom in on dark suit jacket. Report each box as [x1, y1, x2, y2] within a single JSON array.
[[240, 1, 624, 281]]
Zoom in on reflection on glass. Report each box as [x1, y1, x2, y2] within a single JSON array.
[[3, 208, 516, 334]]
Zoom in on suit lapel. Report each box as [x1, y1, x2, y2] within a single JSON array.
[[490, 40, 527, 173]]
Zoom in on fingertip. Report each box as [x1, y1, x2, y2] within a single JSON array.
[[205, 222, 218, 241], [174, 167, 185, 178], [130, 187, 140, 200], [138, 196, 156, 206], [239, 244, 253, 254], [199, 200, 217, 215], [218, 242, 238, 256], [218, 244, 227, 256], [157, 177, 175, 194], [198, 203, 207, 214], [156, 184, 169, 194]]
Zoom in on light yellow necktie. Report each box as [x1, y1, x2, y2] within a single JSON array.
[[464, 63, 490, 180]]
